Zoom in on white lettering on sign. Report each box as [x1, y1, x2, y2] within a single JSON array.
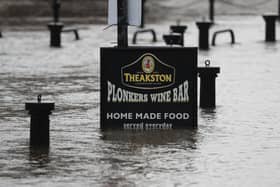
[[107, 81, 149, 103], [173, 81, 189, 102], [164, 113, 190, 120], [107, 112, 133, 120], [123, 123, 144, 129], [123, 123, 173, 130], [108, 0, 142, 26], [135, 113, 162, 120], [150, 91, 172, 103], [107, 80, 189, 103], [106, 112, 190, 121], [145, 123, 173, 129]]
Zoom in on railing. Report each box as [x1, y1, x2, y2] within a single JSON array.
[[212, 29, 235, 46], [132, 29, 157, 44], [62, 28, 80, 40]]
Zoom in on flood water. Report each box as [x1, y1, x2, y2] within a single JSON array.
[[1, 16, 280, 186]]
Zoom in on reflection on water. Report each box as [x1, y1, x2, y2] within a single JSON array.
[[29, 147, 50, 167], [99, 129, 200, 186], [101, 129, 198, 147], [99, 129, 198, 186], [199, 108, 217, 118]]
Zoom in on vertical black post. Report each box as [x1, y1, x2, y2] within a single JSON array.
[[196, 21, 213, 50], [25, 97, 55, 147], [53, 0, 60, 23], [48, 23, 64, 47], [263, 14, 278, 42], [198, 61, 220, 108], [278, 0, 280, 19], [117, 0, 128, 48], [140, 0, 146, 28], [209, 0, 215, 22]]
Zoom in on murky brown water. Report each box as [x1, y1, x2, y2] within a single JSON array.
[[1, 16, 280, 186]]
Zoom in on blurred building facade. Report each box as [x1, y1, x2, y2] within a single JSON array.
[[0, 0, 278, 25]]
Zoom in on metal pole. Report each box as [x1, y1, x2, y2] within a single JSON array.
[[53, 0, 61, 23], [209, 0, 214, 22], [140, 0, 146, 28], [117, 0, 128, 48], [278, 0, 280, 18]]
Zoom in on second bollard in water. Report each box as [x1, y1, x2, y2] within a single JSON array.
[[48, 0, 64, 47], [48, 23, 64, 47], [263, 14, 278, 42], [196, 21, 213, 50], [25, 95, 55, 147], [198, 60, 220, 108], [170, 21, 187, 46]]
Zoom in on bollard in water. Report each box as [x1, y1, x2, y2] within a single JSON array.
[[170, 25, 187, 34], [170, 20, 187, 46], [25, 95, 55, 147], [48, 0, 64, 47], [198, 60, 220, 108], [163, 34, 184, 46], [196, 21, 213, 50], [48, 22, 64, 47], [263, 14, 278, 42]]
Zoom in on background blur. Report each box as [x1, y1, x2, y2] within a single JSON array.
[[0, 0, 278, 25]]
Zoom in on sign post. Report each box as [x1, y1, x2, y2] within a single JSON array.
[[108, 0, 142, 47], [117, 0, 128, 48], [100, 48, 197, 130], [140, 0, 146, 28]]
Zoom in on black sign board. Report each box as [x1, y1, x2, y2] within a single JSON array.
[[100, 47, 197, 130]]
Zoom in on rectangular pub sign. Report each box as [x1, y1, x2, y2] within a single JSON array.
[[100, 47, 197, 130]]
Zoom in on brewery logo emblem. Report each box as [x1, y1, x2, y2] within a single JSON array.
[[121, 53, 176, 90], [142, 55, 155, 74]]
